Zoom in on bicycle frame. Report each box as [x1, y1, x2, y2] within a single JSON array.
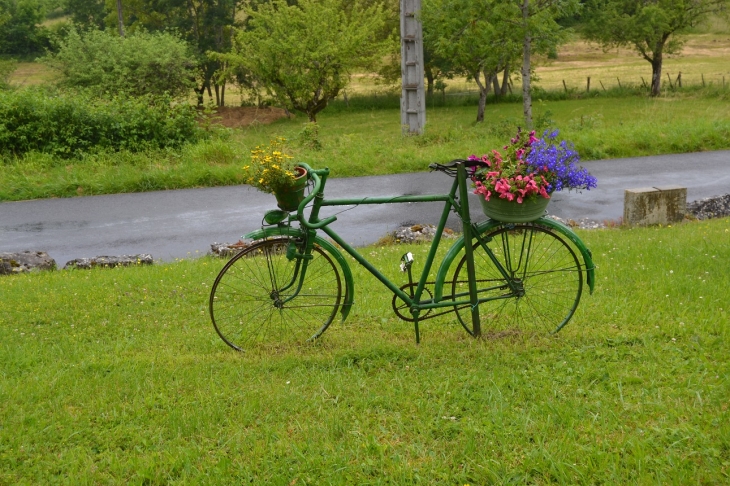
[[245, 163, 508, 341], [243, 162, 596, 342]]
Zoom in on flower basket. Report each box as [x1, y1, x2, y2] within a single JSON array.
[[479, 194, 550, 223], [467, 129, 597, 223], [273, 166, 308, 211]]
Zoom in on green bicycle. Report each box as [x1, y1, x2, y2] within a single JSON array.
[[209, 161, 595, 351]]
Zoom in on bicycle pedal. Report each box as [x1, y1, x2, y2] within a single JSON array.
[[399, 252, 414, 272]]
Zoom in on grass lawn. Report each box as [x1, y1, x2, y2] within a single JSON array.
[[1, 218, 728, 483]]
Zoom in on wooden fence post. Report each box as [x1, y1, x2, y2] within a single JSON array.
[[641, 77, 648, 89], [586, 76, 590, 92], [600, 80, 606, 91], [666, 72, 674, 89], [676, 72, 682, 88], [702, 74, 705, 87], [562, 80, 568, 92], [617, 77, 622, 88]]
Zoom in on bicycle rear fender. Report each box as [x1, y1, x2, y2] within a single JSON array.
[[243, 227, 355, 322], [433, 217, 595, 300]]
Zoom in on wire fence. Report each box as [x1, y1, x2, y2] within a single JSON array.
[[546, 72, 728, 92]]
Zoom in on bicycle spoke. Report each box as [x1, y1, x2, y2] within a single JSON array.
[[209, 238, 342, 351], [452, 223, 583, 336]]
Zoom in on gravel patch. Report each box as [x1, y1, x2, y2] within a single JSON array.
[[686, 194, 730, 220]]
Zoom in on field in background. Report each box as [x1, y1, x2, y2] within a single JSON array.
[[344, 33, 730, 98], [1, 218, 728, 483], [7, 62, 55, 87], [11, 30, 730, 97]]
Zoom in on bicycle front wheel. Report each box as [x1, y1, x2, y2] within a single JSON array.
[[209, 237, 342, 351], [451, 223, 583, 336]]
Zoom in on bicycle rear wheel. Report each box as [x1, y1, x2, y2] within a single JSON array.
[[451, 223, 583, 336], [209, 237, 342, 351]]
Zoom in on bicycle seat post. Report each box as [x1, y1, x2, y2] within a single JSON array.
[[456, 162, 482, 338]]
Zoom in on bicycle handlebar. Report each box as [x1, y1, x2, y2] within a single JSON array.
[[296, 163, 338, 229]]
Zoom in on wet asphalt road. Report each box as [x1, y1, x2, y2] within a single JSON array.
[[1, 150, 728, 266]]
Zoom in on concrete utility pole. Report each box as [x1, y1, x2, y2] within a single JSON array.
[[400, 0, 425, 134]]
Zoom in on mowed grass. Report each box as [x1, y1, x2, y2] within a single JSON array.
[[1, 218, 728, 483]]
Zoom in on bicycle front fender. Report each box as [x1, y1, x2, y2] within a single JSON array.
[[433, 217, 595, 301], [243, 227, 355, 322]]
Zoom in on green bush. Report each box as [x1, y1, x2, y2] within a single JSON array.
[[0, 58, 16, 89], [0, 88, 205, 157], [41, 28, 198, 99]]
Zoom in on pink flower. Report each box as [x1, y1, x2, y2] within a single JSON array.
[[494, 178, 511, 194], [473, 181, 492, 201], [525, 179, 538, 195]]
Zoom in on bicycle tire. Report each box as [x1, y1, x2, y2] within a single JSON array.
[[209, 237, 342, 351], [451, 223, 583, 336]]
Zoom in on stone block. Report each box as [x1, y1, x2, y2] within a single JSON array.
[[64, 254, 153, 269], [624, 186, 687, 226], [0, 251, 57, 275]]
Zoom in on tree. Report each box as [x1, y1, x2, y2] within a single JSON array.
[[508, 0, 578, 128], [0, 0, 49, 56], [422, 0, 522, 122], [42, 28, 198, 98], [422, 0, 575, 126], [582, 0, 729, 97], [225, 0, 390, 122], [64, 0, 106, 30], [113, 0, 243, 106]]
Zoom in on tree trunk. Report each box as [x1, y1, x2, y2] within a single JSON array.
[[214, 84, 220, 106], [194, 85, 205, 106], [473, 70, 487, 123], [220, 82, 225, 107], [492, 74, 501, 98], [650, 50, 663, 97], [501, 66, 510, 96], [521, 0, 533, 129], [116, 0, 125, 37]]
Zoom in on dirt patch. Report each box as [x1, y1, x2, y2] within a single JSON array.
[[207, 106, 292, 128]]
